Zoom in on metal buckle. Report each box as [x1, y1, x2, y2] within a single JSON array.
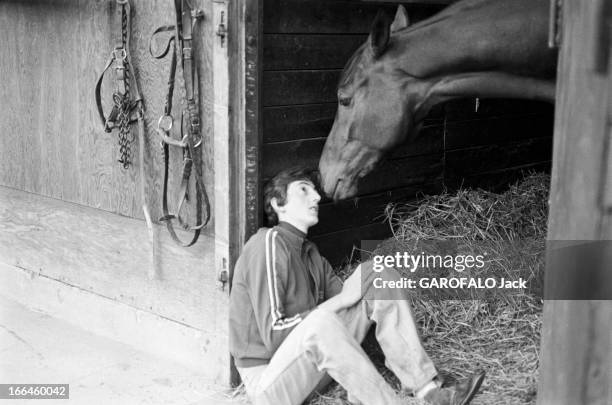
[[112, 48, 127, 61], [157, 114, 174, 132], [156, 127, 189, 148]]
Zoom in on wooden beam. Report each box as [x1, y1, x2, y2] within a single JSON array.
[[538, 1, 612, 404], [228, 0, 262, 387], [212, 0, 232, 292], [243, 0, 264, 239]]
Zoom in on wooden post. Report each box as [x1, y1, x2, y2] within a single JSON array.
[[227, 0, 263, 280], [228, 0, 263, 386], [538, 1, 612, 404], [212, 0, 231, 294], [243, 0, 264, 240]]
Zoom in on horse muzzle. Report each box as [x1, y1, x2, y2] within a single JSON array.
[[319, 143, 381, 201]]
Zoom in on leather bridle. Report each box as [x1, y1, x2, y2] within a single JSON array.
[[95, 0, 210, 249], [150, 0, 211, 247], [95, 0, 139, 168], [94, 0, 155, 259]]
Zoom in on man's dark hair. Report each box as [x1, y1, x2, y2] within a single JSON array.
[[263, 167, 321, 226]]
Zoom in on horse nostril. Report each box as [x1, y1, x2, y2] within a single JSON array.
[[331, 178, 342, 198]]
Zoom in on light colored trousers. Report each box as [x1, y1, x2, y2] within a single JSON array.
[[238, 267, 438, 405]]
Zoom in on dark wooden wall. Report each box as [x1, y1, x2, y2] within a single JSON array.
[[442, 99, 553, 190], [259, 0, 554, 265]]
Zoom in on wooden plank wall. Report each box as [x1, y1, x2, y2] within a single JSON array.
[[0, 186, 229, 380], [443, 99, 554, 190], [0, 185, 223, 335], [0, 2, 230, 376], [260, 0, 554, 265], [0, 0, 214, 230]]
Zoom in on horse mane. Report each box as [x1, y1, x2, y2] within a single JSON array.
[[338, 5, 457, 91], [338, 43, 367, 90], [337, 16, 441, 90]]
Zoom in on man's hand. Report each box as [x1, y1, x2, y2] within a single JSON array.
[[318, 265, 364, 313], [339, 264, 364, 307]]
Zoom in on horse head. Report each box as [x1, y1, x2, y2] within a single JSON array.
[[319, 1, 556, 201], [319, 8, 421, 201]]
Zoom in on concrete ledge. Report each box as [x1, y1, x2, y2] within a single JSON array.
[[0, 262, 228, 383]]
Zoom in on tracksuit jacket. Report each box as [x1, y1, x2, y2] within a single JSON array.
[[229, 221, 343, 368]]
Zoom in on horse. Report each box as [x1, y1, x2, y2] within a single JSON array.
[[318, 0, 557, 201]]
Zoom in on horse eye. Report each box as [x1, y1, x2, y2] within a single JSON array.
[[338, 96, 351, 107]]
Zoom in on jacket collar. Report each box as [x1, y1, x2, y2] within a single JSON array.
[[276, 221, 307, 247]]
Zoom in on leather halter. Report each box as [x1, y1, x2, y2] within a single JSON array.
[[95, 0, 139, 168], [94, 0, 155, 267], [151, 0, 211, 247]]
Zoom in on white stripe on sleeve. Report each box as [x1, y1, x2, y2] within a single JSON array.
[[266, 229, 302, 331]]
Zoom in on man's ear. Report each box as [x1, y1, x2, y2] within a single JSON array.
[[271, 197, 283, 214]]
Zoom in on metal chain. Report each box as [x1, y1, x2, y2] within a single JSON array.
[[116, 2, 133, 168], [114, 94, 135, 168], [121, 4, 131, 99]]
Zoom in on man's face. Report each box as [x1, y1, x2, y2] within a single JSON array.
[[275, 180, 321, 232]]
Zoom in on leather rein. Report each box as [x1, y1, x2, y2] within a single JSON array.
[[150, 0, 210, 247]]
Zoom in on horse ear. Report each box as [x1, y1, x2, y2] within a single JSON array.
[[369, 10, 391, 58], [391, 5, 410, 32]]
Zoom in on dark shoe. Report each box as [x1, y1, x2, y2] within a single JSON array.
[[424, 370, 485, 405]]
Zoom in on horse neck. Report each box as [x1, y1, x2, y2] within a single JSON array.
[[386, 0, 553, 80], [387, 26, 479, 79]]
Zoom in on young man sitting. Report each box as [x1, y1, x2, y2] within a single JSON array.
[[229, 167, 485, 405]]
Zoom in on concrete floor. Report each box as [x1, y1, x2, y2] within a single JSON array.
[[0, 295, 245, 405]]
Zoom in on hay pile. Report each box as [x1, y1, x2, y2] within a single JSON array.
[[385, 172, 548, 242], [309, 172, 550, 405]]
